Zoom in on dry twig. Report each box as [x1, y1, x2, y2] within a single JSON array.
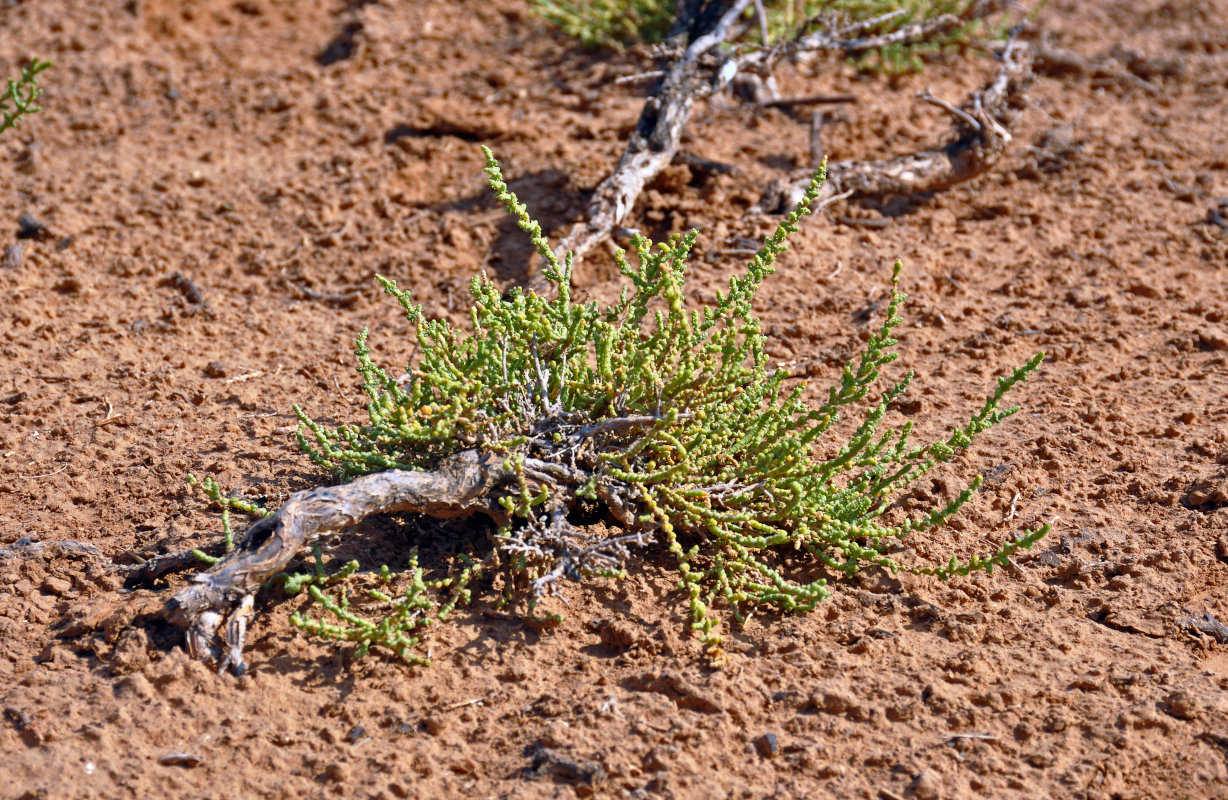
[[553, 0, 754, 269], [553, 0, 1015, 268], [756, 39, 1033, 213]]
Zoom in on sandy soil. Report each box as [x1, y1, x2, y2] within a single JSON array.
[[2, 1, 1227, 798]]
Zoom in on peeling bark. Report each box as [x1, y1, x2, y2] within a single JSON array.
[[163, 449, 521, 674], [156, 439, 649, 674]]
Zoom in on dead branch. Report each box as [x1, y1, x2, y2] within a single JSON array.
[[553, 0, 1011, 268], [553, 0, 752, 269], [673, 151, 737, 177], [743, 11, 969, 76], [754, 40, 1033, 214], [163, 449, 531, 674], [760, 93, 857, 109], [123, 547, 221, 586], [809, 109, 824, 168], [1029, 40, 1161, 95]]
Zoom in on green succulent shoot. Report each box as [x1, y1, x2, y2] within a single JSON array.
[[0, 58, 51, 136]]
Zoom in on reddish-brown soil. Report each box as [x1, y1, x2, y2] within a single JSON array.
[[3, 1, 1227, 798]]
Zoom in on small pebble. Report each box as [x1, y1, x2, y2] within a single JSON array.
[[16, 214, 46, 240], [3, 243, 21, 270], [754, 732, 778, 758], [911, 767, 943, 800]]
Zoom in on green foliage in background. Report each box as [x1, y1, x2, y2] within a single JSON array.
[[0, 58, 51, 136], [534, 0, 676, 50], [532, 0, 1005, 71], [196, 148, 1045, 664], [828, 0, 1008, 73]]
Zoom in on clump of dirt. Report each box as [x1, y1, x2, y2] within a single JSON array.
[[2, 1, 1227, 798]]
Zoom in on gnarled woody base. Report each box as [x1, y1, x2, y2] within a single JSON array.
[[163, 450, 522, 675]]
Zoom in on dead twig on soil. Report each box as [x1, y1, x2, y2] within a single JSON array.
[[756, 39, 1033, 213], [0, 538, 102, 560], [760, 93, 858, 109], [285, 277, 362, 308], [944, 732, 999, 743], [122, 547, 222, 586], [553, 0, 754, 270], [1021, 38, 1164, 95], [19, 465, 68, 479], [553, 0, 1013, 269]]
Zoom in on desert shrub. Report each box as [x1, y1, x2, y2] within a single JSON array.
[[0, 58, 51, 136], [532, 0, 1004, 70], [194, 148, 1045, 663]]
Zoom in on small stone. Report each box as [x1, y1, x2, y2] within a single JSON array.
[[753, 733, 779, 758], [40, 576, 72, 596], [528, 744, 605, 785], [204, 361, 227, 379], [3, 243, 21, 270], [1163, 691, 1198, 721], [16, 214, 46, 240], [1179, 610, 1228, 644], [910, 767, 943, 800]]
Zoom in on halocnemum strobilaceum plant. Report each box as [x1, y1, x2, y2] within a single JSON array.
[[0, 58, 51, 137], [168, 147, 1046, 674]]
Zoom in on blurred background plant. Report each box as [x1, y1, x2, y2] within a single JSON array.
[[0, 57, 51, 136], [533, 0, 1010, 71], [533, 0, 676, 50]]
